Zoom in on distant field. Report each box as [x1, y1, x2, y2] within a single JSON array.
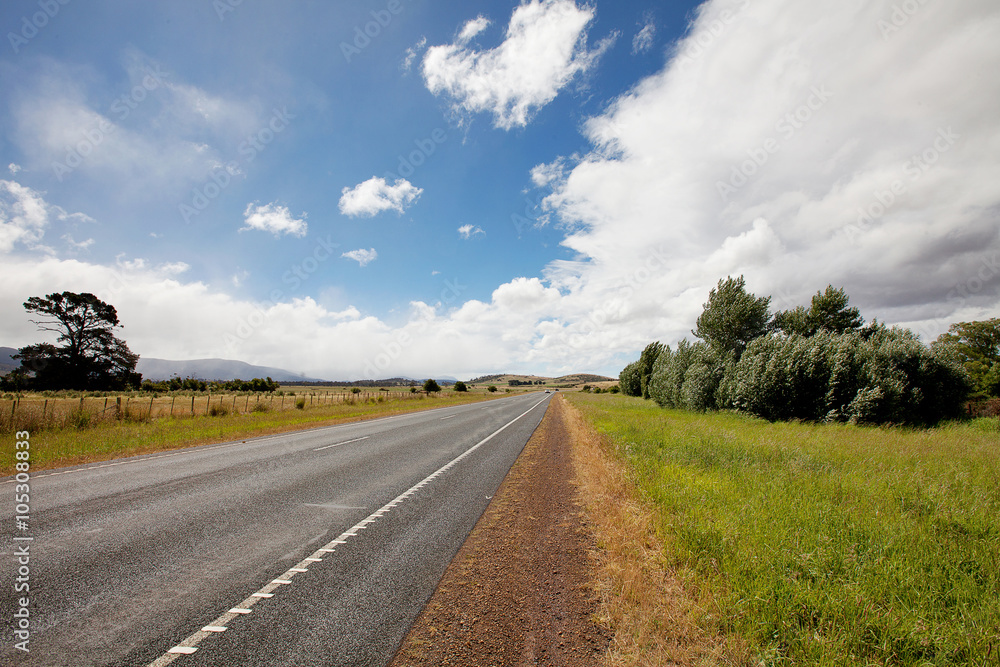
[[0, 388, 506, 474], [566, 392, 1000, 666]]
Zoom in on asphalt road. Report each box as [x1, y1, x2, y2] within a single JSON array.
[[1, 392, 552, 667]]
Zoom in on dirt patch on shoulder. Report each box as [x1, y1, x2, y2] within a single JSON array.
[[389, 395, 610, 667]]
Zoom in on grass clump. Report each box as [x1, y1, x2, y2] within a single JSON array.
[[566, 392, 1000, 666]]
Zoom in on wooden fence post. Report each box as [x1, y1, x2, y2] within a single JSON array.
[[191, 395, 195, 416], [116, 396, 122, 420], [149, 396, 155, 419], [170, 395, 175, 417]]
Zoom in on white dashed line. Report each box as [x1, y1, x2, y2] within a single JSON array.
[[313, 435, 370, 452], [143, 395, 548, 666]]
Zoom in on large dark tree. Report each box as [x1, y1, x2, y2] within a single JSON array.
[[15, 292, 141, 390]]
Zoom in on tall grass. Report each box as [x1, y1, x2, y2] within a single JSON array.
[[566, 392, 1000, 666]]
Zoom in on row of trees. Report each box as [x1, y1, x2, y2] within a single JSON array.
[[139, 376, 281, 393], [620, 277, 982, 426]]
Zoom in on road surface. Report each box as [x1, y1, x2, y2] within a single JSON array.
[[1, 392, 551, 666]]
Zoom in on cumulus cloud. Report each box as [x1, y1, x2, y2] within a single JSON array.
[[240, 203, 307, 237], [536, 0, 1000, 351], [457, 224, 485, 239], [421, 0, 613, 129], [338, 177, 423, 217], [342, 248, 378, 267]]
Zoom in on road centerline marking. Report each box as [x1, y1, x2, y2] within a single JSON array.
[[142, 395, 550, 667], [313, 435, 370, 452]]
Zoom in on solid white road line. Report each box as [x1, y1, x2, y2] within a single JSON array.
[[313, 435, 369, 452], [145, 394, 550, 666]]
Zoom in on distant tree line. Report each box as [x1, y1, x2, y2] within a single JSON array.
[[620, 277, 977, 426], [139, 376, 280, 393]]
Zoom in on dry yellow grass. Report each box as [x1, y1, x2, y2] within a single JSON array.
[[561, 395, 750, 667]]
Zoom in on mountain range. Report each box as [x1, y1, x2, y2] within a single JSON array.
[[0, 347, 321, 382]]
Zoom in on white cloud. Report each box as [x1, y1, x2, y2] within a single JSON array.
[[402, 37, 428, 73], [338, 177, 423, 217], [0, 180, 56, 253], [632, 18, 655, 54], [342, 248, 378, 267], [421, 0, 613, 129], [7, 55, 261, 194], [8, 164, 21, 175], [62, 234, 95, 251], [457, 224, 485, 239], [240, 203, 307, 237], [534, 0, 1000, 353], [457, 16, 491, 44]]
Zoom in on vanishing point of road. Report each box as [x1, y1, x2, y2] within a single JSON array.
[[1, 392, 552, 667]]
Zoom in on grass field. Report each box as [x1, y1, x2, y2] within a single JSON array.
[[0, 388, 506, 475], [565, 392, 999, 666]]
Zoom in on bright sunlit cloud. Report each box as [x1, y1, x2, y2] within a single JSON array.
[[338, 177, 423, 217], [422, 0, 613, 129]]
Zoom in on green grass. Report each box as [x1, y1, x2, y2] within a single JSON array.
[[565, 392, 1000, 666], [0, 391, 500, 474]]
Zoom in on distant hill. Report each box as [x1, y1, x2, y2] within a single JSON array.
[[0, 347, 17, 375], [1, 347, 321, 382], [468, 372, 615, 386], [137, 357, 323, 382]]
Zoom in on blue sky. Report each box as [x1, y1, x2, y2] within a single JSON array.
[[2, 0, 999, 380]]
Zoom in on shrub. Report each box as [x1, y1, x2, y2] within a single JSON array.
[[733, 326, 971, 425], [487, 385, 497, 393], [251, 401, 269, 413], [295, 398, 306, 410], [453, 381, 468, 392], [619, 362, 642, 397], [351, 387, 361, 394], [208, 403, 229, 417]]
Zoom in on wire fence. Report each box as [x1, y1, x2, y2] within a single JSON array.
[[0, 389, 423, 434]]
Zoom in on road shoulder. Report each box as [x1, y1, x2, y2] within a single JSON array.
[[389, 394, 610, 666]]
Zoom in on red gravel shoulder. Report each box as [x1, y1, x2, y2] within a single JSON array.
[[389, 395, 610, 666]]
